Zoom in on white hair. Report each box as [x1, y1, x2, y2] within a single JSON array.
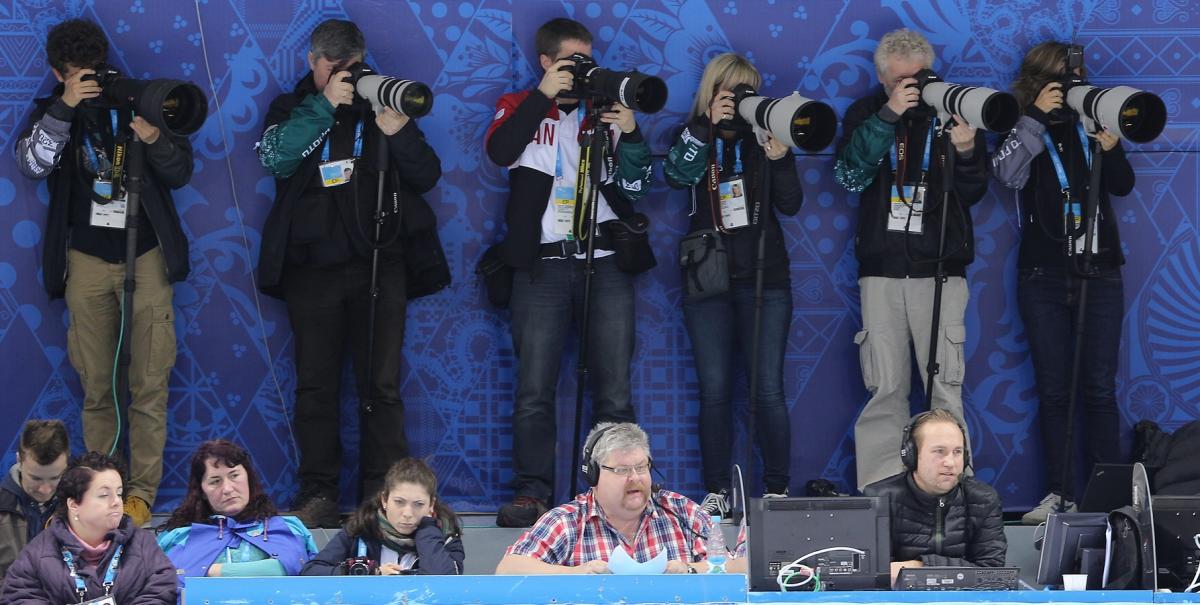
[[586, 422, 650, 466], [874, 28, 934, 75]]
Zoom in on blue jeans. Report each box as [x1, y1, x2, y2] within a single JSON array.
[[683, 283, 793, 494], [1018, 266, 1124, 498], [509, 255, 637, 501]]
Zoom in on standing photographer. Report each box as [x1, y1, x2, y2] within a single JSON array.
[[990, 42, 1134, 524], [256, 19, 443, 528], [834, 29, 987, 491], [14, 19, 194, 527], [662, 53, 803, 513], [484, 17, 653, 527]]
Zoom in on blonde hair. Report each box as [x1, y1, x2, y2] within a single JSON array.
[[874, 29, 934, 75], [689, 53, 763, 121]]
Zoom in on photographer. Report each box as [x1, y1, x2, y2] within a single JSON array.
[[662, 53, 803, 512], [256, 19, 443, 528], [301, 458, 463, 575], [990, 42, 1134, 524], [14, 18, 194, 527], [834, 29, 987, 491], [484, 18, 653, 527]]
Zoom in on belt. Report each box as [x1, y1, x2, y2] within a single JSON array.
[[539, 234, 614, 259]]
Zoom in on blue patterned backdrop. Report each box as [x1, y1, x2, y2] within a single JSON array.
[[0, 0, 1196, 513]]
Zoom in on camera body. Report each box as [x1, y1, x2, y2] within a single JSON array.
[[556, 52, 667, 113], [556, 52, 599, 101], [80, 63, 121, 88], [339, 61, 434, 118], [1049, 44, 1165, 143], [340, 556, 379, 576]]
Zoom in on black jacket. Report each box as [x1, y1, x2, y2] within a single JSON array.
[[257, 73, 446, 299], [863, 472, 1007, 567], [300, 517, 464, 575], [17, 94, 193, 299], [835, 88, 989, 278]]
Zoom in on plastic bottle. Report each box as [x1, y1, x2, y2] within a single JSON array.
[[706, 515, 729, 573]]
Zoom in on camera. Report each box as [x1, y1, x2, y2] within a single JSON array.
[[81, 63, 208, 137], [724, 83, 837, 151], [557, 53, 668, 114], [341, 62, 434, 119], [908, 68, 1019, 133], [1042, 44, 1164, 143], [340, 557, 379, 576]]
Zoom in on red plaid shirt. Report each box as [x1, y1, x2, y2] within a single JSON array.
[[506, 489, 713, 566]]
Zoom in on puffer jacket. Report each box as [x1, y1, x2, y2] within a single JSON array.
[[863, 472, 1007, 567], [1, 516, 176, 605]]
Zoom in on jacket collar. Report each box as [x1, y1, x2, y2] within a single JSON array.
[[1, 463, 57, 514], [905, 472, 962, 507], [49, 515, 135, 554]]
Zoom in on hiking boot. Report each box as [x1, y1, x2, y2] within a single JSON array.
[[1022, 492, 1077, 525], [700, 490, 731, 518], [124, 496, 152, 527], [286, 494, 340, 528], [496, 496, 547, 528]]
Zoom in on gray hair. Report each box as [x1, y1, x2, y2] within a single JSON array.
[[874, 28, 934, 75], [310, 19, 365, 62], [586, 422, 650, 466]]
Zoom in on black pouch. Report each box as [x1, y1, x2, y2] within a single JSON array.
[[606, 214, 656, 274], [678, 228, 728, 302], [475, 243, 513, 308]]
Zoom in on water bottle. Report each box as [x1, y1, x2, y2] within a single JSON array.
[[706, 515, 729, 573]]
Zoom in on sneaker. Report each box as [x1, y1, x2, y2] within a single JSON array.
[[699, 490, 731, 517], [763, 488, 790, 499], [496, 496, 547, 528], [1022, 492, 1077, 525], [124, 496, 152, 527], [285, 494, 340, 528]]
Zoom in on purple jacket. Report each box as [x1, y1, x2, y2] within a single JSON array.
[[0, 516, 177, 605]]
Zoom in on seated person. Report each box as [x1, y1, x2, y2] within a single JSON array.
[[1, 451, 176, 604], [863, 410, 1006, 583], [157, 440, 317, 585], [0, 420, 69, 585], [496, 422, 715, 574], [302, 458, 464, 575]]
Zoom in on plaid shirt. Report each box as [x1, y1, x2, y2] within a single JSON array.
[[506, 489, 713, 566]]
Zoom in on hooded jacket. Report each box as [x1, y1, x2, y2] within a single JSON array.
[[156, 515, 316, 587], [1, 516, 176, 605], [0, 465, 57, 585]]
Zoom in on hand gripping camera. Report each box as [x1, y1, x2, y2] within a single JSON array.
[[341, 62, 434, 118], [722, 83, 837, 151], [82, 63, 208, 136], [1056, 46, 1166, 143], [557, 53, 668, 114], [907, 68, 1019, 133]]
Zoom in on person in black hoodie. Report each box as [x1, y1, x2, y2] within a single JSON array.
[[302, 458, 464, 575], [256, 19, 443, 528], [990, 42, 1135, 525], [14, 19, 194, 526], [834, 29, 987, 491], [662, 52, 803, 512]]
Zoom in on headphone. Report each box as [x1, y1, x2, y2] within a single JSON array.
[[898, 410, 971, 472], [580, 424, 655, 487]]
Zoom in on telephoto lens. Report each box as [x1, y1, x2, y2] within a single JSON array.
[[558, 52, 667, 113], [911, 68, 1019, 133], [730, 83, 837, 151], [83, 63, 209, 136], [343, 62, 434, 118], [1065, 84, 1166, 143]]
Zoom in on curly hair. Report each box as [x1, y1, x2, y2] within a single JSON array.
[[346, 458, 461, 540], [162, 440, 277, 530], [55, 451, 126, 520], [45, 19, 108, 74]]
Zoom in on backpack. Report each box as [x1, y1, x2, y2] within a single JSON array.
[[1105, 505, 1152, 589]]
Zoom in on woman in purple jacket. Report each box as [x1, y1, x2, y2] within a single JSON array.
[[0, 451, 176, 605]]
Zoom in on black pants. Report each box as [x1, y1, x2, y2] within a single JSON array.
[[283, 257, 409, 501]]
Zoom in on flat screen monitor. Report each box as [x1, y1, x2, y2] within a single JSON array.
[[1035, 511, 1108, 587]]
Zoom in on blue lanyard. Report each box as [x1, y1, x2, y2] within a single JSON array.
[[81, 110, 119, 173], [356, 538, 367, 558], [716, 138, 743, 174], [61, 544, 123, 600], [1041, 123, 1092, 196], [555, 137, 563, 180], [320, 119, 364, 162], [889, 118, 935, 186]]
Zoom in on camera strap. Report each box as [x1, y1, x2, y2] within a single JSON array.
[[704, 137, 727, 233], [320, 119, 365, 162], [572, 113, 611, 242], [82, 110, 125, 196], [61, 544, 123, 602], [889, 118, 933, 205], [1042, 123, 1094, 253]]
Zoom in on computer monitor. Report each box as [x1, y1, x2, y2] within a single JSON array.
[[1035, 511, 1108, 587], [1150, 495, 1200, 591], [746, 496, 890, 591]]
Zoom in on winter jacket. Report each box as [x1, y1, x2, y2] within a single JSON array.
[[990, 108, 1135, 270], [0, 465, 57, 586], [156, 515, 316, 587], [256, 73, 446, 299], [1, 516, 176, 605], [663, 115, 804, 286], [484, 90, 653, 269], [863, 472, 1007, 567], [834, 88, 988, 278], [14, 94, 193, 299], [301, 516, 464, 575]]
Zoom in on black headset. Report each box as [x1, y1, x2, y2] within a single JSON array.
[[580, 424, 655, 487], [898, 410, 971, 472]]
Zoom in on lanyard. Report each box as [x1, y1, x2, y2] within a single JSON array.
[[716, 138, 743, 174], [889, 118, 935, 189], [61, 544, 123, 601], [356, 538, 368, 558], [82, 110, 120, 176], [1041, 123, 1092, 196], [320, 119, 364, 162]]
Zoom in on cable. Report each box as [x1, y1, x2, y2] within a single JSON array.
[[107, 293, 127, 456], [1185, 534, 1200, 593], [775, 546, 865, 591], [192, 2, 297, 461]]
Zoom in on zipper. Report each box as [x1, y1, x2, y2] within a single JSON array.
[[934, 497, 945, 554]]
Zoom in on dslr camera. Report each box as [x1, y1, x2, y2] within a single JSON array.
[[1053, 45, 1166, 143], [80, 63, 208, 137], [557, 53, 667, 114], [340, 62, 434, 118], [339, 556, 379, 576]]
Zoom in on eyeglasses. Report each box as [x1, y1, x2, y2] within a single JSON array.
[[599, 463, 651, 477]]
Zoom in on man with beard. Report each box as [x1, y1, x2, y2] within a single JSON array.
[[496, 423, 717, 574]]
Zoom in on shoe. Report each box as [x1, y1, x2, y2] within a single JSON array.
[[1022, 492, 1077, 525], [497, 496, 547, 528], [124, 496, 152, 527], [285, 494, 340, 528], [763, 488, 790, 499], [700, 490, 731, 518]]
